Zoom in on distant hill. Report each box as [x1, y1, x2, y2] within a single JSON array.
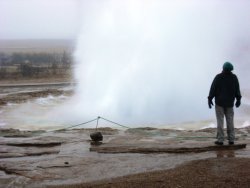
[[0, 39, 75, 53]]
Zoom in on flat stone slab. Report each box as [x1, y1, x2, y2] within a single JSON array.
[[0, 145, 60, 158], [0, 150, 60, 158], [90, 144, 247, 154], [6, 142, 62, 147]]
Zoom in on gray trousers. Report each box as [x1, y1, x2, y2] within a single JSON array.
[[215, 105, 235, 142]]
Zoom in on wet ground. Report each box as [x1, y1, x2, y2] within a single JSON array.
[[0, 127, 249, 188], [64, 157, 250, 188]]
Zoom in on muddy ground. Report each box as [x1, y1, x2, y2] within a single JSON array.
[[0, 126, 249, 188]]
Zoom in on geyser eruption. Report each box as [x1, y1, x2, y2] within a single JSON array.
[[69, 0, 250, 126]]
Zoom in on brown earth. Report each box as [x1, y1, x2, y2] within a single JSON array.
[[0, 75, 73, 85], [54, 157, 250, 188]]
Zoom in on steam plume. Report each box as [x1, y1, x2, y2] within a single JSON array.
[[68, 0, 250, 126]]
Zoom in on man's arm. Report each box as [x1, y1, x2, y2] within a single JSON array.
[[208, 76, 217, 100], [208, 76, 217, 108], [235, 75, 241, 108], [235, 75, 242, 101]]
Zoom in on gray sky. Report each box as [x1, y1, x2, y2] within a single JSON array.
[[0, 0, 80, 39], [1, 0, 250, 41]]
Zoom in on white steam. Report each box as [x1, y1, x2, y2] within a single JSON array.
[[64, 0, 250, 126]]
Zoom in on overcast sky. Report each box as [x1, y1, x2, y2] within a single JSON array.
[[0, 0, 81, 39], [1, 0, 250, 40]]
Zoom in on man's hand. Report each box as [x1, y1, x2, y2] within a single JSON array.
[[235, 100, 241, 108], [208, 99, 214, 109]]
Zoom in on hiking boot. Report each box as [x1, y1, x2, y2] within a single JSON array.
[[214, 141, 223, 145], [229, 141, 234, 145]]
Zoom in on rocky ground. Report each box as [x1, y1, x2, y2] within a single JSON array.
[[0, 126, 250, 188]]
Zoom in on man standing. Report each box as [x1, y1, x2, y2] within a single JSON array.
[[208, 62, 241, 145]]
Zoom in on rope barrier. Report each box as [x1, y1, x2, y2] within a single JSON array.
[[64, 117, 99, 129], [49, 117, 218, 139], [99, 116, 130, 129], [50, 116, 130, 132]]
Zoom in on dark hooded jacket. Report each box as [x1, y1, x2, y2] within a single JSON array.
[[208, 71, 241, 108]]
